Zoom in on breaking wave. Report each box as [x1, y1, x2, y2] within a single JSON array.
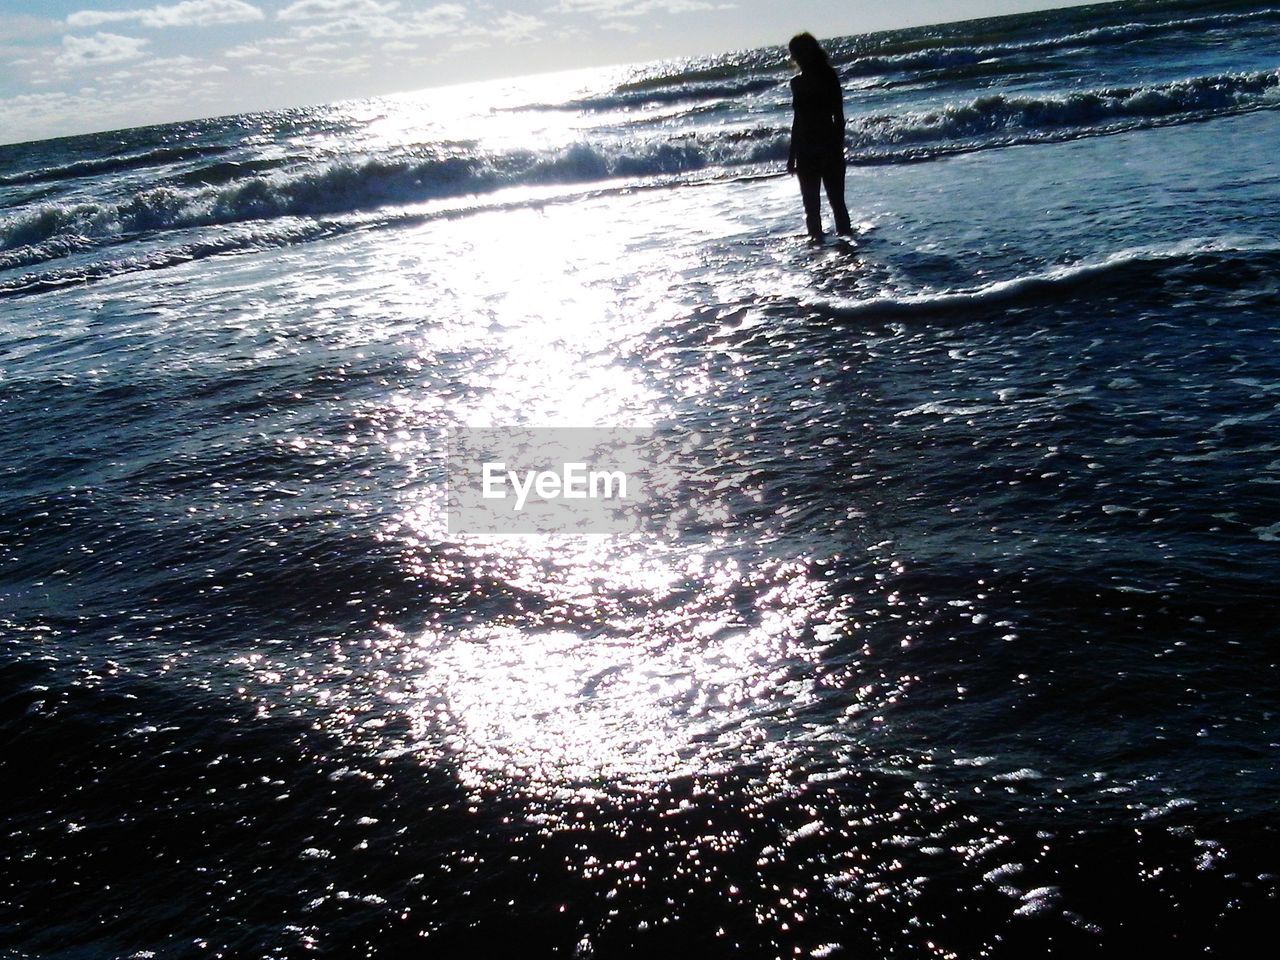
[[0, 136, 786, 263], [848, 67, 1280, 154], [0, 143, 235, 188], [814, 241, 1280, 322]]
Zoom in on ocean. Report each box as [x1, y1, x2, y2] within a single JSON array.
[[2, 0, 1278, 955]]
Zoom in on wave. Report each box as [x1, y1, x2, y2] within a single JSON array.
[[0, 143, 234, 188], [848, 67, 1280, 156], [0, 170, 780, 296], [0, 220, 348, 297], [0, 135, 788, 264], [166, 157, 296, 187], [0, 154, 481, 259], [812, 241, 1280, 323], [835, 7, 1280, 81], [552, 3, 1280, 109], [543, 77, 781, 112], [614, 53, 781, 94]]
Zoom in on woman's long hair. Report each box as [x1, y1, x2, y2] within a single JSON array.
[[788, 32, 836, 79]]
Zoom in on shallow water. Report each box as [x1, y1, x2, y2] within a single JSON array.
[[2, 0, 1279, 956]]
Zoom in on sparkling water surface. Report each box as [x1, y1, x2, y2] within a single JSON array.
[[2, 1, 1279, 956]]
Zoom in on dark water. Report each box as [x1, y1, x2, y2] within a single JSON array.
[[2, 0, 1279, 956]]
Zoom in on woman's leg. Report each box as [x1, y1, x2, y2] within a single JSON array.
[[822, 155, 852, 235], [798, 169, 823, 238]]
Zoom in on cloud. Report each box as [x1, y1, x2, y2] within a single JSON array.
[[400, 4, 470, 36], [491, 12, 543, 43], [144, 54, 230, 73], [277, 0, 397, 20], [5, 14, 68, 42], [553, 0, 717, 16], [282, 2, 469, 40], [67, 0, 265, 30], [56, 32, 150, 67]]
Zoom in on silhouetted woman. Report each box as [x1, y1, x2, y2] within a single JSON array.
[[786, 32, 852, 240]]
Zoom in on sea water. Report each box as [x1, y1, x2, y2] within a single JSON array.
[[2, 0, 1278, 956]]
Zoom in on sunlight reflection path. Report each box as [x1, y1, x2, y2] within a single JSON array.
[[365, 186, 867, 806]]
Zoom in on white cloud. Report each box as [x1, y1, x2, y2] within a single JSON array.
[[389, 4, 469, 36], [2, 91, 73, 110], [284, 2, 468, 40], [554, 0, 717, 16], [67, 1, 265, 30], [144, 54, 230, 73], [56, 32, 150, 68], [6, 14, 68, 41], [277, 0, 397, 20], [442, 37, 485, 55], [491, 12, 543, 43]]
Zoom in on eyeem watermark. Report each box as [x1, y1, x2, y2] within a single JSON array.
[[482, 461, 629, 511], [448, 427, 654, 534]]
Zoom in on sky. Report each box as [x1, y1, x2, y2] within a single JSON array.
[[0, 0, 1110, 145]]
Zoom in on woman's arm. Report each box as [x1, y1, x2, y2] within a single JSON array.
[[788, 111, 798, 174], [831, 78, 846, 148]]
